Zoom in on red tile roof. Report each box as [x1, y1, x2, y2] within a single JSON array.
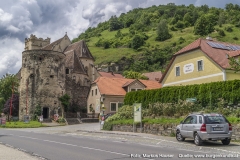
[[160, 38, 240, 83], [143, 71, 162, 81], [94, 77, 161, 96], [227, 50, 240, 58], [99, 71, 124, 78]]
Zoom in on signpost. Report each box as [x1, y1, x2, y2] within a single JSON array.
[[100, 104, 105, 130], [133, 103, 142, 133], [1, 118, 6, 126], [186, 97, 197, 103], [39, 115, 43, 124], [24, 115, 30, 123]]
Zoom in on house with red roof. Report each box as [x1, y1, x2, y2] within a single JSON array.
[[98, 71, 124, 78], [160, 37, 240, 87], [87, 77, 161, 114], [143, 71, 162, 81]]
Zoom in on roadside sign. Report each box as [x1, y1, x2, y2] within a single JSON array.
[[134, 103, 142, 122], [1, 118, 6, 125], [39, 115, 43, 122], [186, 97, 197, 103], [24, 115, 30, 123]]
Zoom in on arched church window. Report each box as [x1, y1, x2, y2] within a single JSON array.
[[66, 68, 69, 74]]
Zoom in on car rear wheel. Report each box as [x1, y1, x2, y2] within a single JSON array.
[[176, 130, 185, 141], [221, 139, 231, 145], [194, 133, 203, 146]]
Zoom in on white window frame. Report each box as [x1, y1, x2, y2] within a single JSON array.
[[130, 88, 143, 92], [175, 66, 180, 76], [197, 60, 203, 71]]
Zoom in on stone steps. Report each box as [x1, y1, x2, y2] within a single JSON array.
[[66, 118, 81, 125], [42, 118, 52, 123]]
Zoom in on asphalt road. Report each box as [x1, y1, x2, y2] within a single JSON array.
[[0, 124, 239, 160]]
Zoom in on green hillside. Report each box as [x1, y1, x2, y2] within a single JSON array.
[[73, 3, 240, 73]]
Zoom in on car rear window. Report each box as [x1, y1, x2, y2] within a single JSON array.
[[204, 116, 227, 124]]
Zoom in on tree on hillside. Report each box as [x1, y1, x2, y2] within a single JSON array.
[[123, 71, 148, 80], [183, 12, 192, 27], [155, 19, 172, 41], [194, 15, 215, 36], [131, 34, 145, 49], [109, 16, 123, 31], [0, 74, 19, 112], [218, 12, 227, 27]]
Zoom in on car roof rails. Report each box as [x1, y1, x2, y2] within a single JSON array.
[[190, 112, 204, 115]]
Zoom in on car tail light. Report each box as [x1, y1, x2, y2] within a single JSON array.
[[200, 123, 206, 132], [229, 123, 232, 131]]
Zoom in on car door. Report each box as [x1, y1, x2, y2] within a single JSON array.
[[181, 116, 193, 137], [187, 115, 197, 138]]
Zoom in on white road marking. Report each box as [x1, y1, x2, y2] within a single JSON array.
[[10, 135, 152, 160]]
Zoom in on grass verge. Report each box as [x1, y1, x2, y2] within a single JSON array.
[[0, 121, 46, 128]]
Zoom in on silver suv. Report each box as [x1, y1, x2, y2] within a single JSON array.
[[176, 113, 232, 146]]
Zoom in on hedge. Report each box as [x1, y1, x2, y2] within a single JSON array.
[[124, 79, 240, 108]]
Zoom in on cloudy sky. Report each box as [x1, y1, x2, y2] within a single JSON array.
[[0, 0, 240, 78]]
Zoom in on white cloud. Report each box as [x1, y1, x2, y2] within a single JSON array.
[[0, 37, 23, 77], [6, 25, 20, 33], [0, 8, 12, 22]]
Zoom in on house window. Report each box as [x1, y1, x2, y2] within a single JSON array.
[[118, 103, 123, 108], [131, 89, 136, 92], [110, 103, 117, 112], [91, 90, 93, 96], [197, 60, 203, 71], [176, 66, 180, 76], [137, 89, 142, 91], [66, 68, 69, 74], [95, 89, 97, 95]]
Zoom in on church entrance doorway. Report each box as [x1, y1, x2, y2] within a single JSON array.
[[42, 107, 49, 119]]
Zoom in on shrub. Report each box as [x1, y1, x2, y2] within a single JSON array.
[[56, 117, 65, 123], [103, 121, 113, 130], [178, 37, 186, 44], [175, 21, 185, 29], [217, 29, 225, 36], [106, 105, 133, 122], [225, 26, 233, 32], [233, 37, 238, 40], [131, 35, 145, 50], [170, 26, 177, 31]]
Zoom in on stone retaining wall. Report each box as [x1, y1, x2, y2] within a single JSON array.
[[112, 124, 240, 140]]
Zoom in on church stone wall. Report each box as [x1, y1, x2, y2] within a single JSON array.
[[19, 50, 65, 120], [65, 76, 90, 112]]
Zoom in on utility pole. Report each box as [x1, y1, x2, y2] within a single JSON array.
[[26, 80, 28, 115], [10, 82, 14, 117]]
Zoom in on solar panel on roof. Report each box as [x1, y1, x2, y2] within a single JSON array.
[[229, 45, 240, 51], [207, 41, 229, 50]]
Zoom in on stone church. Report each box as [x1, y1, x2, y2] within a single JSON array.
[[17, 33, 100, 120]]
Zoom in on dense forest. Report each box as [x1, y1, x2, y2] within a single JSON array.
[[73, 3, 240, 73]]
